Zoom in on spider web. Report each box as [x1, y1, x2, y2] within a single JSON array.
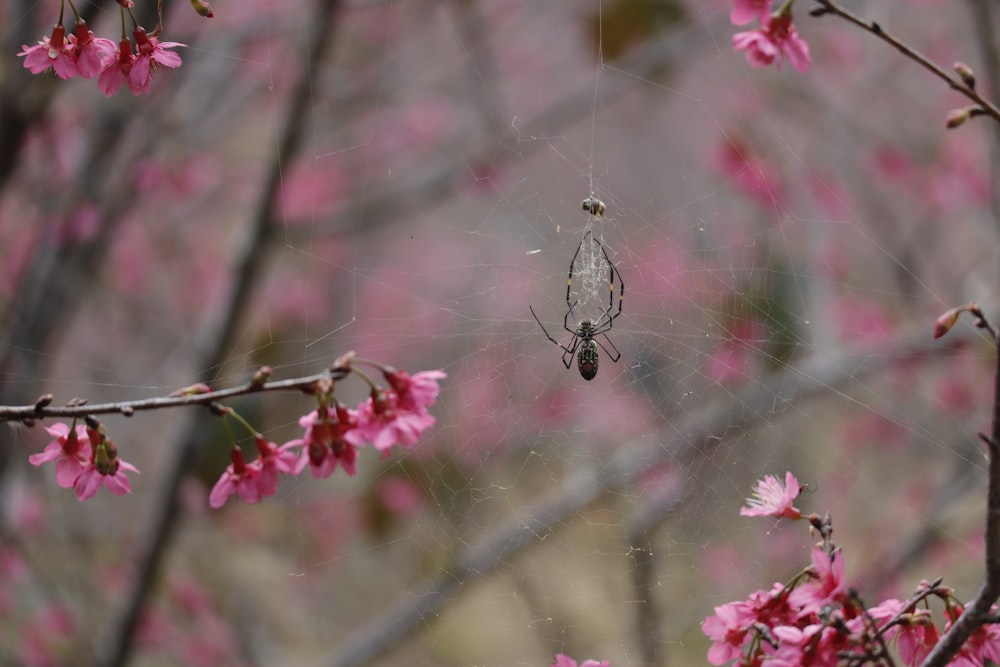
[[0, 1, 996, 666]]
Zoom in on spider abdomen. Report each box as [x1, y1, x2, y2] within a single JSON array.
[[577, 339, 599, 381]]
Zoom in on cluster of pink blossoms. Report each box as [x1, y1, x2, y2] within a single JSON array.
[[702, 472, 1000, 666], [208, 368, 446, 509], [18, 20, 184, 96], [731, 0, 811, 72], [28, 367, 445, 508], [29, 420, 140, 501]]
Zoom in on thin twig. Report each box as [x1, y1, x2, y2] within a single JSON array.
[[811, 0, 1000, 124], [968, 303, 999, 342], [919, 329, 1000, 665], [964, 0, 1000, 222], [0, 369, 347, 423]]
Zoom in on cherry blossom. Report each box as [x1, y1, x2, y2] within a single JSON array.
[[739, 470, 802, 519], [73, 434, 140, 501], [788, 547, 847, 617], [768, 622, 865, 666], [701, 600, 755, 665], [70, 21, 116, 79], [733, 12, 810, 73], [730, 0, 770, 26], [551, 655, 610, 667], [129, 28, 184, 95], [209, 448, 263, 508], [344, 368, 445, 451], [18, 25, 77, 79], [288, 405, 361, 478], [868, 598, 939, 665], [350, 389, 437, 451], [383, 368, 446, 413], [943, 605, 1000, 667], [29, 422, 92, 488], [99, 38, 138, 96], [254, 434, 306, 497]]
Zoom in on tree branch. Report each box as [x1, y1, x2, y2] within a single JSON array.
[[0, 368, 347, 423], [920, 328, 1000, 665], [811, 0, 1000, 124]]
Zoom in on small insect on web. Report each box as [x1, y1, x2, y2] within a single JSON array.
[[581, 195, 606, 218], [530, 206, 624, 381]]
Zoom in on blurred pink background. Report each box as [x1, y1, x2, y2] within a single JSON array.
[[1, 1, 997, 665]]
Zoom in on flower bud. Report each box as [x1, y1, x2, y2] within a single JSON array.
[[954, 61, 976, 89], [171, 383, 212, 396], [250, 366, 272, 389], [95, 439, 121, 475], [945, 107, 971, 130], [332, 351, 355, 373], [933, 306, 963, 339], [190, 0, 214, 17]]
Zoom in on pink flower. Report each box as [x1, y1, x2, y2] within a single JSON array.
[[868, 599, 938, 665], [551, 656, 610, 667], [733, 13, 810, 72], [350, 390, 437, 451], [746, 582, 797, 627], [99, 38, 138, 96], [788, 547, 847, 617], [701, 600, 755, 665], [129, 28, 184, 94], [19, 24, 77, 79], [69, 20, 116, 79], [209, 448, 262, 508], [945, 605, 1000, 667], [288, 405, 360, 478], [739, 471, 802, 519], [899, 615, 938, 665], [730, 0, 770, 26], [29, 422, 92, 488], [73, 434, 139, 501], [254, 434, 306, 496], [383, 368, 446, 412], [769, 624, 831, 666]]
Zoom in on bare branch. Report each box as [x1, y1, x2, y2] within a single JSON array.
[[812, 0, 1000, 124]]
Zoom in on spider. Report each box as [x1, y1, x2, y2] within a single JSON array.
[[530, 230, 624, 381]]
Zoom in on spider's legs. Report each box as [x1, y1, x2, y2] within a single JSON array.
[[595, 332, 622, 363], [563, 299, 580, 336], [530, 305, 575, 369], [592, 234, 623, 328], [560, 333, 581, 370], [586, 236, 624, 366]]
